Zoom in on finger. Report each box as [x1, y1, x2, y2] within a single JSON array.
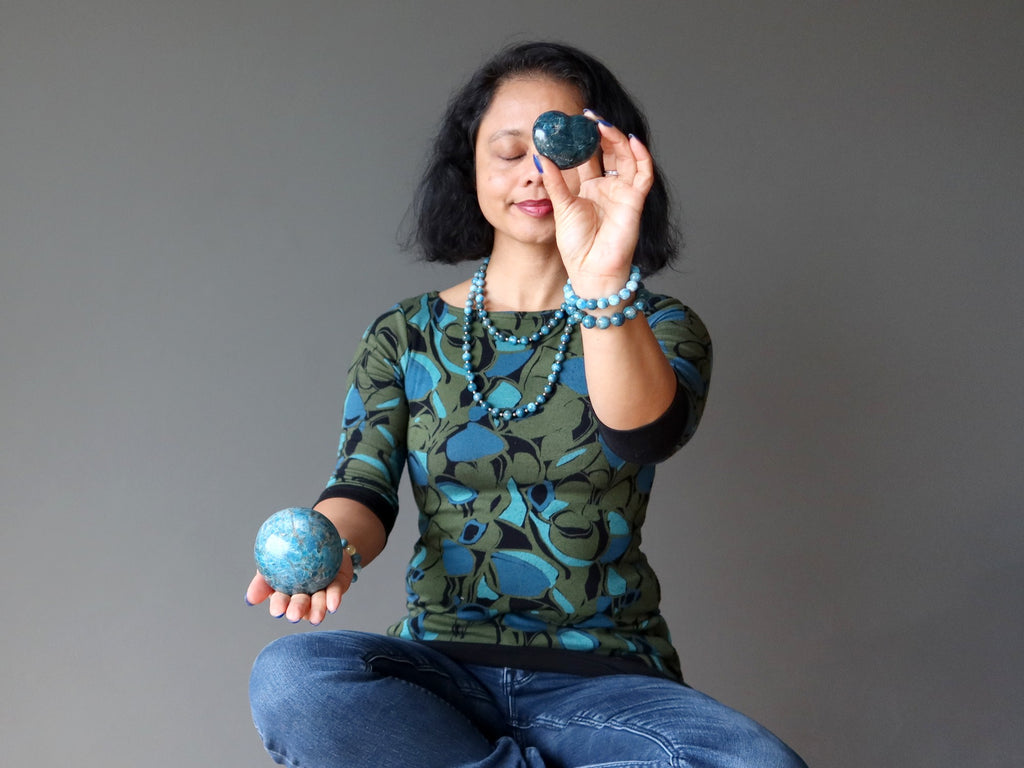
[[582, 109, 618, 177], [246, 571, 274, 607], [268, 590, 290, 619], [308, 590, 328, 626], [601, 127, 638, 185], [285, 592, 311, 624], [584, 109, 635, 183], [325, 570, 348, 614], [629, 134, 655, 195]]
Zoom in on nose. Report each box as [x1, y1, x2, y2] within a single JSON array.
[[524, 152, 543, 185]]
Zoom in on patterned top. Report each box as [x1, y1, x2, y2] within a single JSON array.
[[319, 289, 712, 680]]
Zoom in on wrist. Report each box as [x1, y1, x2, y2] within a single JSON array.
[[564, 265, 645, 329], [338, 537, 364, 582], [564, 267, 636, 302]]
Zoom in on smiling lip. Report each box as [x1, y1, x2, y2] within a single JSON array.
[[515, 199, 554, 217]]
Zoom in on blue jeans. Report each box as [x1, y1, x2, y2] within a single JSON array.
[[250, 631, 807, 768]]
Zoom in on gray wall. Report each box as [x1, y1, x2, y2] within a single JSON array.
[[2, 2, 1021, 766]]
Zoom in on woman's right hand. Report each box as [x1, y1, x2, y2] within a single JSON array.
[[245, 564, 353, 626]]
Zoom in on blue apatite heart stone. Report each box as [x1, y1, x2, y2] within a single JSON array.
[[533, 110, 600, 170], [254, 507, 343, 595]]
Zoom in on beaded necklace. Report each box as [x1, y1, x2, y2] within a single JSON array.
[[461, 256, 579, 424]]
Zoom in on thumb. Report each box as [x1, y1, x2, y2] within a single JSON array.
[[325, 563, 352, 613], [533, 153, 575, 214]]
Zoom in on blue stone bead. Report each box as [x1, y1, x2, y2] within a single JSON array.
[[610, 313, 625, 326], [619, 288, 632, 300], [596, 316, 611, 329], [624, 305, 638, 319], [532, 110, 600, 170], [254, 507, 343, 595], [582, 315, 597, 329], [597, 298, 609, 309]]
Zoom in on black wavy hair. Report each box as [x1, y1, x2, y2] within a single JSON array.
[[405, 41, 681, 274]]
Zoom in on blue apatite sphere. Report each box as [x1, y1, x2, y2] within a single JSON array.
[[254, 507, 343, 595], [532, 110, 600, 170]]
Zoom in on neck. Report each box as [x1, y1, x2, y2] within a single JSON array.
[[482, 244, 568, 311]]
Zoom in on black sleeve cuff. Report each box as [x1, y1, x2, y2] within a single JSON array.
[[596, 380, 694, 465], [314, 485, 399, 537]]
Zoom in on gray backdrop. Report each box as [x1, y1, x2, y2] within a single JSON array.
[[2, 2, 1021, 766]]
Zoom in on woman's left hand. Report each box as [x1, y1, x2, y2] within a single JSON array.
[[536, 111, 654, 295]]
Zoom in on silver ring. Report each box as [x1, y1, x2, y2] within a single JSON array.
[[603, 170, 619, 177]]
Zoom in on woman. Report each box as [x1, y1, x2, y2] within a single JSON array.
[[246, 41, 807, 768]]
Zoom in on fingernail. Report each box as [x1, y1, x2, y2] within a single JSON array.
[[533, 154, 544, 174], [628, 133, 637, 140], [244, 594, 253, 606], [585, 108, 612, 127]]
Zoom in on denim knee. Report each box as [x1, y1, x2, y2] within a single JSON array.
[[249, 634, 321, 733], [249, 632, 512, 768]]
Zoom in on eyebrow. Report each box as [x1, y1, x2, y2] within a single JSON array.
[[487, 129, 524, 143]]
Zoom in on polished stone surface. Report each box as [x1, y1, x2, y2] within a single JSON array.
[[254, 507, 343, 595], [532, 110, 600, 170]]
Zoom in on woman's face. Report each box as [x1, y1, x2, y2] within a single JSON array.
[[474, 76, 585, 253]]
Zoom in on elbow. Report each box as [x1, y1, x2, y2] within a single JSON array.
[[596, 380, 700, 465]]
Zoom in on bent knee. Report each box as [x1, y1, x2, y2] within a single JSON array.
[[707, 721, 807, 768], [250, 635, 314, 728], [249, 631, 384, 721]]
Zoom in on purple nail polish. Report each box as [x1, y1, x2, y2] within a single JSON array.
[[244, 594, 253, 607], [533, 154, 544, 174]]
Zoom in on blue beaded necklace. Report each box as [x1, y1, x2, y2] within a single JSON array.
[[462, 256, 579, 423]]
